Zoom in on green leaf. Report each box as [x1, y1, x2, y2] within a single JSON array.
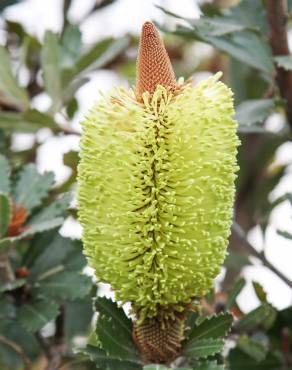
[[143, 366, 171, 370], [277, 229, 292, 240], [221, 0, 268, 33], [160, 21, 273, 73], [0, 155, 10, 194], [0, 0, 21, 11], [0, 45, 29, 109], [226, 278, 246, 309], [36, 271, 92, 300], [184, 338, 224, 359], [64, 296, 93, 343], [191, 361, 225, 370], [252, 282, 267, 303], [237, 335, 268, 362], [29, 193, 71, 224], [224, 252, 251, 270], [22, 109, 58, 131], [0, 192, 11, 237], [235, 303, 276, 331], [81, 345, 142, 370], [235, 99, 275, 132], [0, 320, 40, 369], [95, 297, 139, 362], [61, 24, 82, 68], [41, 31, 62, 113], [0, 218, 64, 251], [21, 217, 64, 236], [18, 298, 59, 332], [156, 7, 249, 35], [13, 164, 54, 211], [228, 348, 284, 370], [274, 55, 292, 71], [159, 1, 272, 73], [28, 234, 81, 279], [0, 278, 26, 293], [188, 312, 233, 342], [143, 366, 193, 370], [0, 109, 58, 133], [75, 36, 129, 76]]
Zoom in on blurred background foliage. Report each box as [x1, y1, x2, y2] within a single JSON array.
[[0, 0, 292, 369]]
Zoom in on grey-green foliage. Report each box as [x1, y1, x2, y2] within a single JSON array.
[[0, 192, 11, 237], [13, 164, 54, 211], [0, 155, 10, 194]]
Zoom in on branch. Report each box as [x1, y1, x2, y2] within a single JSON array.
[[266, 0, 292, 129], [0, 335, 32, 370], [232, 222, 292, 289]]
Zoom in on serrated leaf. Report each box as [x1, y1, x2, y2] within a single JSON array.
[[29, 193, 71, 224], [0, 45, 29, 109], [22, 217, 64, 236], [0, 155, 10, 194], [64, 296, 93, 343], [0, 278, 25, 293], [0, 218, 64, 251], [95, 297, 139, 362], [28, 234, 81, 279], [274, 55, 292, 71], [235, 99, 275, 131], [235, 303, 276, 331], [184, 338, 224, 359], [41, 31, 62, 113], [18, 298, 59, 332], [237, 335, 268, 362], [13, 164, 54, 211], [226, 278, 246, 309], [188, 312, 233, 342], [36, 271, 92, 300], [0, 192, 11, 237], [192, 362, 225, 370], [81, 345, 142, 370]]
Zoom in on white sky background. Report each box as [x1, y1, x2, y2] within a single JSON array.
[[3, 0, 292, 312]]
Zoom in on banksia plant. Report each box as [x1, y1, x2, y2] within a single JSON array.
[[78, 21, 239, 365]]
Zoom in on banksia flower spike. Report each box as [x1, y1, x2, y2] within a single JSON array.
[[78, 21, 239, 364]]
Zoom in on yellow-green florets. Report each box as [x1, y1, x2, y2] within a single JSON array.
[[77, 72, 239, 320]]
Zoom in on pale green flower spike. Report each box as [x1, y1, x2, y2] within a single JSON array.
[[78, 69, 239, 320]]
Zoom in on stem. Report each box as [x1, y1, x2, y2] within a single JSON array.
[[266, 0, 292, 129], [36, 306, 65, 370], [0, 335, 32, 370], [232, 222, 292, 289], [0, 253, 14, 282]]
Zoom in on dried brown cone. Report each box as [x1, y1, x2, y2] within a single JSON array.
[[136, 21, 177, 99], [133, 314, 185, 365]]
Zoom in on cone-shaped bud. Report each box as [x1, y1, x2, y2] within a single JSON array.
[[136, 21, 176, 98]]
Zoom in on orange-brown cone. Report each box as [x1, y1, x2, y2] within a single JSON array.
[[136, 21, 177, 99]]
